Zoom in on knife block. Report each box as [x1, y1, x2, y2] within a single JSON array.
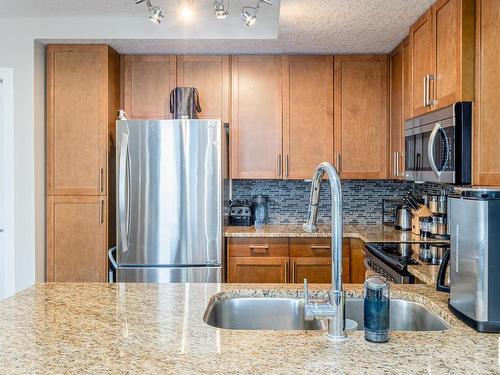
[[411, 205, 432, 235]]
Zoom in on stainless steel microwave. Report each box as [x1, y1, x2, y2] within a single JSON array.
[[404, 102, 472, 184]]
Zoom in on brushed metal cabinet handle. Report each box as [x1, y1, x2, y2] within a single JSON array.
[[291, 260, 295, 283], [311, 245, 330, 250], [285, 155, 289, 177], [285, 260, 289, 283], [336, 154, 342, 173], [99, 199, 104, 224], [277, 154, 282, 177], [249, 245, 269, 254], [393, 152, 397, 177], [423, 75, 428, 107], [428, 74, 437, 106], [99, 168, 104, 193]]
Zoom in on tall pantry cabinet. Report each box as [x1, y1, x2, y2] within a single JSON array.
[[46, 45, 120, 282]]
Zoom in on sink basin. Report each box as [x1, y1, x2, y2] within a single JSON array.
[[204, 297, 450, 331]]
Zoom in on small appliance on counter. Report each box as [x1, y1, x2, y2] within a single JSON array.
[[252, 194, 268, 227], [437, 187, 500, 332], [229, 199, 254, 226]]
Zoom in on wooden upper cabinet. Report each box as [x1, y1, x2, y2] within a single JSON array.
[[176, 55, 230, 122], [390, 44, 404, 179], [231, 56, 282, 179], [432, 0, 475, 109], [121, 55, 176, 119], [334, 55, 389, 179], [282, 56, 334, 179], [46, 195, 106, 282], [47, 45, 117, 196], [474, 0, 500, 185], [409, 0, 474, 115], [410, 9, 433, 116], [402, 37, 413, 121]]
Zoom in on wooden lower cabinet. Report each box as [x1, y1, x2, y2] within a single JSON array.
[[227, 237, 363, 284], [228, 257, 289, 283], [349, 238, 367, 284], [46, 195, 107, 282]]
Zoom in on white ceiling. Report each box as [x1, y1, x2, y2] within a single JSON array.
[[1, 0, 436, 53]]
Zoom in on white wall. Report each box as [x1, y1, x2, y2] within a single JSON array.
[[0, 68, 16, 299]]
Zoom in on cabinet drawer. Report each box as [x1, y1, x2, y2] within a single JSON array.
[[290, 238, 350, 258], [228, 238, 289, 257], [228, 257, 289, 283]]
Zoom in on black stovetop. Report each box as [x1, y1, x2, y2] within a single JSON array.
[[366, 242, 449, 272]]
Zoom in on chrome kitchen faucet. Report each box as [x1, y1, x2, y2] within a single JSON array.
[[303, 161, 347, 341]]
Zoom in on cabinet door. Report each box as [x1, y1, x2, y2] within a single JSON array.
[[122, 55, 176, 119], [46, 196, 106, 282], [432, 0, 475, 109], [349, 238, 366, 284], [47, 45, 108, 195], [410, 10, 433, 116], [176, 56, 230, 122], [231, 56, 282, 179], [402, 37, 412, 121], [228, 257, 289, 283], [334, 55, 389, 179], [290, 257, 331, 284], [474, 0, 500, 185], [390, 44, 404, 179], [282, 56, 334, 179]]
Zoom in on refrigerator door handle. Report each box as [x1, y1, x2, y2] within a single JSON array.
[[119, 132, 129, 253]]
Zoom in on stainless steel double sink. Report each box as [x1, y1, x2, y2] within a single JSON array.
[[204, 297, 450, 331]]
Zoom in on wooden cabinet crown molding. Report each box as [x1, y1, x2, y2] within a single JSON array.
[[282, 55, 334, 179]]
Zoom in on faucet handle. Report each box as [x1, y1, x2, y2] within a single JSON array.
[[303, 278, 309, 304]]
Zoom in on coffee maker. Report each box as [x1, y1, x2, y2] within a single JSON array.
[[437, 187, 500, 332]]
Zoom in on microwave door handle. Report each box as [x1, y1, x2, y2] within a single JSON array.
[[428, 122, 442, 177], [118, 132, 129, 253]]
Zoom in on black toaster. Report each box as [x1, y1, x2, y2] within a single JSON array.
[[229, 199, 254, 226]]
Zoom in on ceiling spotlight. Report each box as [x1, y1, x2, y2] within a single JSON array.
[[214, 1, 229, 19], [241, 10, 256, 26], [135, 0, 164, 24], [149, 5, 164, 23], [240, 0, 272, 27], [180, 5, 193, 19]]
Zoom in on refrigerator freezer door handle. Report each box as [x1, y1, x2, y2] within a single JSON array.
[[118, 132, 129, 252]]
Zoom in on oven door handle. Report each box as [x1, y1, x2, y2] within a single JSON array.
[[428, 122, 442, 177]]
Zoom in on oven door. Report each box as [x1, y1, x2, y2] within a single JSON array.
[[364, 251, 414, 284], [405, 118, 455, 183]]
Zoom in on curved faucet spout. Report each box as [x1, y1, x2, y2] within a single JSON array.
[[302, 161, 346, 340]]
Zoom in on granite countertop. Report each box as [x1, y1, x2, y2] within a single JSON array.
[[0, 283, 498, 374], [224, 224, 449, 244]]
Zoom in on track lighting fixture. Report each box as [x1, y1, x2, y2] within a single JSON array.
[[240, 0, 272, 27], [135, 0, 164, 24], [214, 0, 229, 19]]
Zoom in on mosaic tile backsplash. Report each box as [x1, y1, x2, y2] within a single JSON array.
[[231, 179, 453, 225]]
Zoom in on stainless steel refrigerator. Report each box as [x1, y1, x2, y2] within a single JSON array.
[[110, 119, 227, 282]]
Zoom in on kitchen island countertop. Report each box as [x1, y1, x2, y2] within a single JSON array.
[[0, 282, 497, 374]]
